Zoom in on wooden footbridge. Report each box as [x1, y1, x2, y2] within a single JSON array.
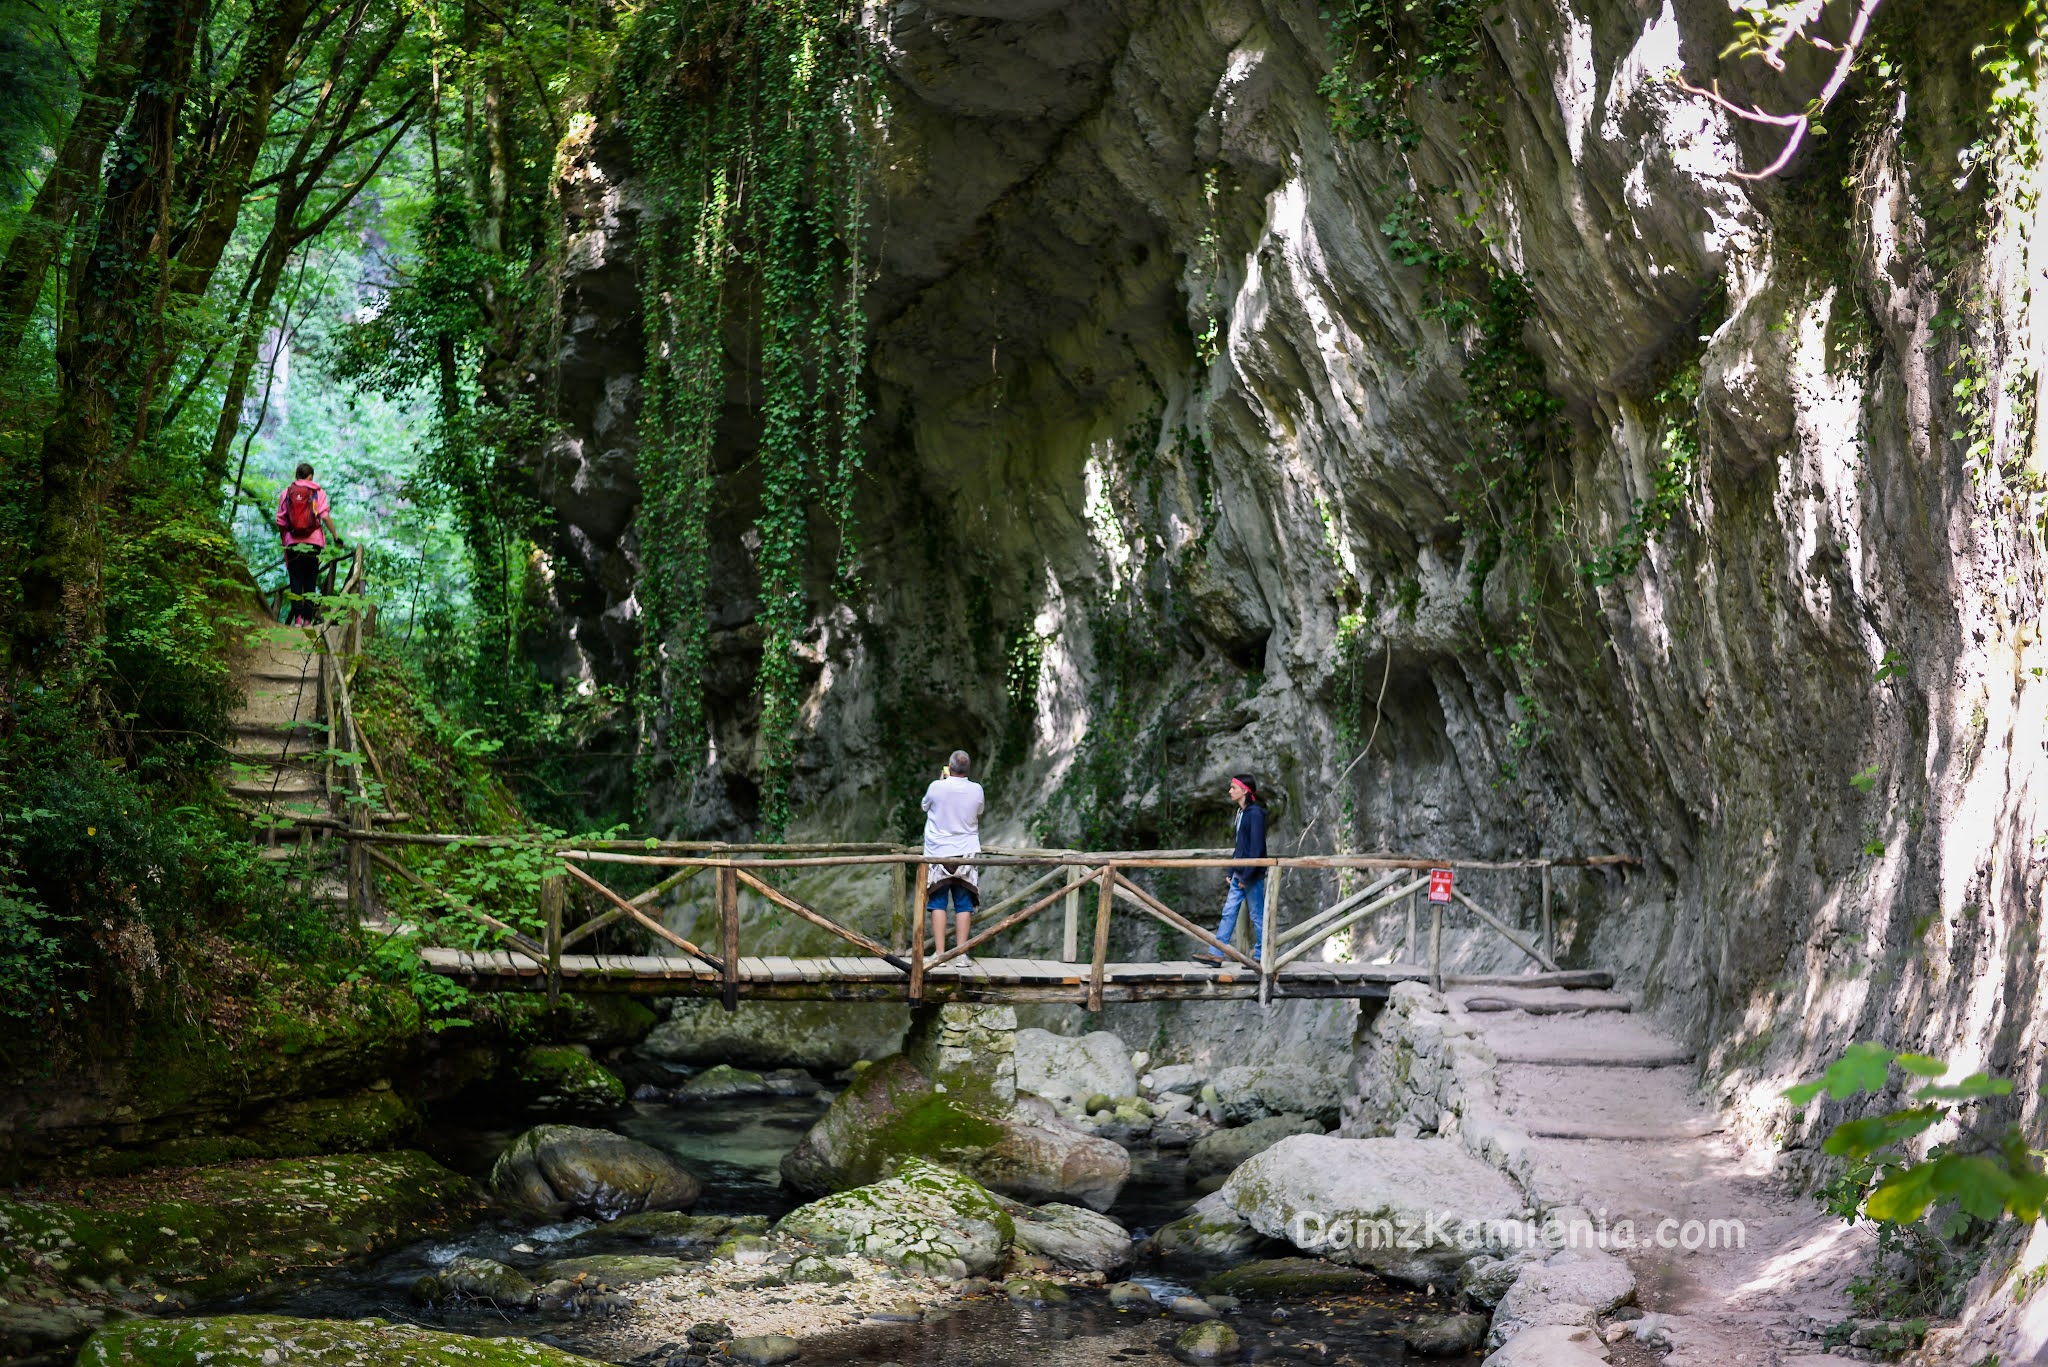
[[232, 554, 1631, 1011], [317, 825, 1626, 1010]]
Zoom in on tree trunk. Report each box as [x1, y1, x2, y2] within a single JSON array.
[[19, 0, 205, 658], [0, 0, 144, 358]]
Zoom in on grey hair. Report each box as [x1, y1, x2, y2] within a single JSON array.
[[948, 750, 971, 775]]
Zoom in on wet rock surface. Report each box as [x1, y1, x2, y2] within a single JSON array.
[[491, 1124, 705, 1221]]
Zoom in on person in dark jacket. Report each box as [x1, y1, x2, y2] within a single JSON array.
[[1195, 774, 1267, 964]]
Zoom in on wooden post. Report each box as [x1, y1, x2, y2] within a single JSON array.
[[719, 866, 740, 1013], [1061, 866, 1081, 963], [1259, 865, 1280, 1007], [889, 859, 906, 953], [1088, 865, 1114, 1012], [1541, 862, 1554, 959], [909, 872, 926, 1005], [540, 873, 565, 1013], [1430, 901, 1443, 994], [912, 861, 929, 958], [1404, 888, 1417, 964]]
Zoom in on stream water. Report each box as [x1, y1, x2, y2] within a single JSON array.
[[204, 1087, 1465, 1365]]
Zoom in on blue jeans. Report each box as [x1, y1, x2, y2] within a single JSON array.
[[926, 883, 976, 914], [1211, 876, 1266, 959]]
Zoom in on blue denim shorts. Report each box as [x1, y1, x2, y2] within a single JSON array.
[[926, 882, 976, 914]]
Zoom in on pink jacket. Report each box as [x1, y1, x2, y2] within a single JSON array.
[[276, 480, 330, 548]]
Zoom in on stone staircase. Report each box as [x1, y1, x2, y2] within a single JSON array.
[[1350, 981, 1865, 1366], [227, 620, 348, 908]]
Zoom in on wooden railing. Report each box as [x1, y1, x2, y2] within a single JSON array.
[[323, 828, 1635, 1011]]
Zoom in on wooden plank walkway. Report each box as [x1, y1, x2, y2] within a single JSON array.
[[418, 947, 1612, 1003]]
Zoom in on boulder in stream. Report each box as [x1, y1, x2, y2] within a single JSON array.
[[490, 1124, 703, 1220], [1207, 1063, 1342, 1125], [76, 1315, 605, 1367], [1185, 1113, 1325, 1192], [1003, 1199, 1134, 1273], [1143, 1191, 1274, 1266], [541, 1253, 688, 1285], [1218, 1134, 1534, 1285], [1013, 1029, 1138, 1113], [431, 1256, 535, 1306], [775, 1157, 1016, 1280], [1198, 1256, 1377, 1297], [511, 1046, 627, 1115], [780, 1026, 1129, 1211]]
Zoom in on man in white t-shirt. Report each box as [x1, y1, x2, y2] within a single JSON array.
[[921, 750, 985, 957]]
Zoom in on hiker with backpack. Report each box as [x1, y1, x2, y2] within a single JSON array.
[[276, 463, 345, 626]]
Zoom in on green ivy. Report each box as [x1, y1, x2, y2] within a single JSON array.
[[622, 0, 875, 837], [1319, 0, 1486, 148]]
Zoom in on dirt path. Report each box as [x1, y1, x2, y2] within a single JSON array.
[[1442, 986, 1870, 1367]]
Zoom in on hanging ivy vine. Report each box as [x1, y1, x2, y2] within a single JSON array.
[[621, 0, 874, 835]]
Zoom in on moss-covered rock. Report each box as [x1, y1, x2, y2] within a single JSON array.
[[780, 1051, 1128, 1211], [568, 1210, 767, 1248], [1, 954, 422, 1173], [776, 1157, 1016, 1280], [780, 1054, 1005, 1193], [433, 1256, 536, 1306], [511, 1046, 628, 1114], [77, 1315, 604, 1366], [0, 1150, 479, 1301], [490, 1124, 702, 1220], [1198, 1257, 1379, 1298], [675, 1063, 769, 1099], [1171, 1320, 1241, 1363], [1142, 1192, 1272, 1267], [540, 1253, 687, 1285]]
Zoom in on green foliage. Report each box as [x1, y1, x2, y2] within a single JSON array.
[[1791, 1045, 2046, 1323], [621, 0, 876, 835], [1319, 0, 1487, 148], [0, 0, 71, 206], [1581, 362, 1703, 586]]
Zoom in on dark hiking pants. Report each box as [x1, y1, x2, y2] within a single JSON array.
[[285, 544, 323, 624]]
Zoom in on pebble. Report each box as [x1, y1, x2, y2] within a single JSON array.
[[1169, 1295, 1219, 1320], [1206, 1294, 1240, 1313], [686, 1320, 731, 1344]]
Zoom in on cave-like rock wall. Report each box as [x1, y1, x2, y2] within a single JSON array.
[[530, 0, 2048, 1190]]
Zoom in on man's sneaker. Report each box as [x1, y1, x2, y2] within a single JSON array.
[[1191, 950, 1226, 966]]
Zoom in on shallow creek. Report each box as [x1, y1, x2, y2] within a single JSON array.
[[204, 1091, 1460, 1365]]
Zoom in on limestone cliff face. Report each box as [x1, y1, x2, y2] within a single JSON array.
[[533, 0, 2047, 1246]]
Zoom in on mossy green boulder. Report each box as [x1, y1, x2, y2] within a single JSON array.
[[776, 1157, 1016, 1280], [512, 1046, 627, 1114], [489, 1124, 702, 1220], [780, 1051, 1128, 1211], [675, 1064, 768, 1098], [77, 1315, 605, 1366], [0, 1150, 478, 1302], [1198, 1256, 1378, 1297], [540, 1253, 687, 1285], [432, 1256, 536, 1306]]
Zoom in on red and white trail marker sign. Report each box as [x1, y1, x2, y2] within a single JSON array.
[[1427, 868, 1455, 903]]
